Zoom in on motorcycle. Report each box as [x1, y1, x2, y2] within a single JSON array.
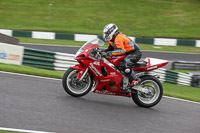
[[62, 38, 168, 107]]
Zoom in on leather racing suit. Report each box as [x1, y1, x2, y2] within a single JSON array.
[[104, 33, 142, 83]]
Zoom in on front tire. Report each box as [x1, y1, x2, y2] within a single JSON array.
[[131, 75, 163, 108], [62, 68, 93, 97]]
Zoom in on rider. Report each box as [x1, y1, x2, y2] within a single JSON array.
[[102, 23, 142, 92]]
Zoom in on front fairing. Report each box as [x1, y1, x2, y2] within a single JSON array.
[[75, 38, 104, 58], [74, 44, 100, 60]]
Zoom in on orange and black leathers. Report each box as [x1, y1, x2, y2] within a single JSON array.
[[109, 34, 133, 56], [104, 33, 142, 83], [105, 33, 140, 56]]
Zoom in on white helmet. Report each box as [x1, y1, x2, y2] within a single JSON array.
[[103, 24, 118, 42]]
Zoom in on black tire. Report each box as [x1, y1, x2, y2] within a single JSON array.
[[131, 75, 163, 108], [62, 68, 93, 97]]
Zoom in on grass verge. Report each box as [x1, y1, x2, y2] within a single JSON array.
[[0, 63, 64, 79], [0, 63, 199, 102], [18, 37, 200, 54], [163, 83, 200, 102], [0, 0, 200, 38], [0, 131, 22, 133]]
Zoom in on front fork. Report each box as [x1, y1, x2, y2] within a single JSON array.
[[70, 64, 89, 81], [77, 68, 89, 81]]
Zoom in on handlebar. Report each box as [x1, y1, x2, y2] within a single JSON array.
[[89, 47, 102, 61]]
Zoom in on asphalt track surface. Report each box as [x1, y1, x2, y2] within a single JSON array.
[[20, 43, 200, 62], [0, 71, 200, 133]]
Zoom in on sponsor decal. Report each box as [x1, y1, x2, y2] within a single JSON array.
[[95, 90, 115, 95], [110, 72, 116, 75], [0, 52, 20, 61], [93, 61, 100, 66], [85, 49, 88, 52], [80, 49, 84, 52], [8, 54, 20, 61], [0, 52, 7, 59], [147, 65, 157, 70], [0, 43, 24, 65], [100, 79, 110, 82], [110, 86, 118, 91], [89, 63, 102, 76], [89, 66, 98, 77]]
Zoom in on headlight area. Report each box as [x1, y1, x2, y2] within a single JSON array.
[[89, 48, 102, 61], [75, 54, 85, 60]]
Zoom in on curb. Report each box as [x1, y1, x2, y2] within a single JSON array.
[[0, 29, 199, 47]]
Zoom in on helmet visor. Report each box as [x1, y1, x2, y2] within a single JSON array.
[[103, 32, 111, 42], [103, 32, 109, 38]]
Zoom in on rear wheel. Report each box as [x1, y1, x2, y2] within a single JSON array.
[[131, 75, 163, 108], [62, 68, 93, 97]]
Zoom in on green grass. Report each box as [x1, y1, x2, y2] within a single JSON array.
[[18, 37, 200, 53], [18, 37, 84, 46], [163, 83, 200, 102], [0, 0, 200, 39], [0, 63, 199, 102], [0, 63, 64, 79], [0, 131, 20, 133]]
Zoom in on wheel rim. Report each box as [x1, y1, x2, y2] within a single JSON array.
[[137, 80, 160, 104], [66, 70, 91, 94]]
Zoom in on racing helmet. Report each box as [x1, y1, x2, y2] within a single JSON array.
[[103, 24, 118, 42]]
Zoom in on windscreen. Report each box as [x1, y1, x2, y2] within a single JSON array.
[[75, 38, 104, 57]]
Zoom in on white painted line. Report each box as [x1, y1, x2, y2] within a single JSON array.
[[163, 96, 200, 105], [0, 71, 61, 81], [0, 71, 199, 105], [0, 127, 54, 133]]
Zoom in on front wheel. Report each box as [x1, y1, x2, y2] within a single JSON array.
[[62, 68, 93, 97], [131, 75, 163, 108]]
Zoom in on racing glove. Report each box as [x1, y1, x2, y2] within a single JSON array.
[[101, 51, 112, 58]]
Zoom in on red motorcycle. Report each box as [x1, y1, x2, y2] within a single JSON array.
[[62, 38, 168, 107]]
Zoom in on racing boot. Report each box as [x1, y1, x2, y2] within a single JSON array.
[[121, 77, 140, 95], [128, 78, 140, 87], [121, 87, 130, 95], [128, 72, 140, 88]]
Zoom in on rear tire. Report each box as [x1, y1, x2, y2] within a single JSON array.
[[62, 68, 93, 97], [131, 75, 163, 108]]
